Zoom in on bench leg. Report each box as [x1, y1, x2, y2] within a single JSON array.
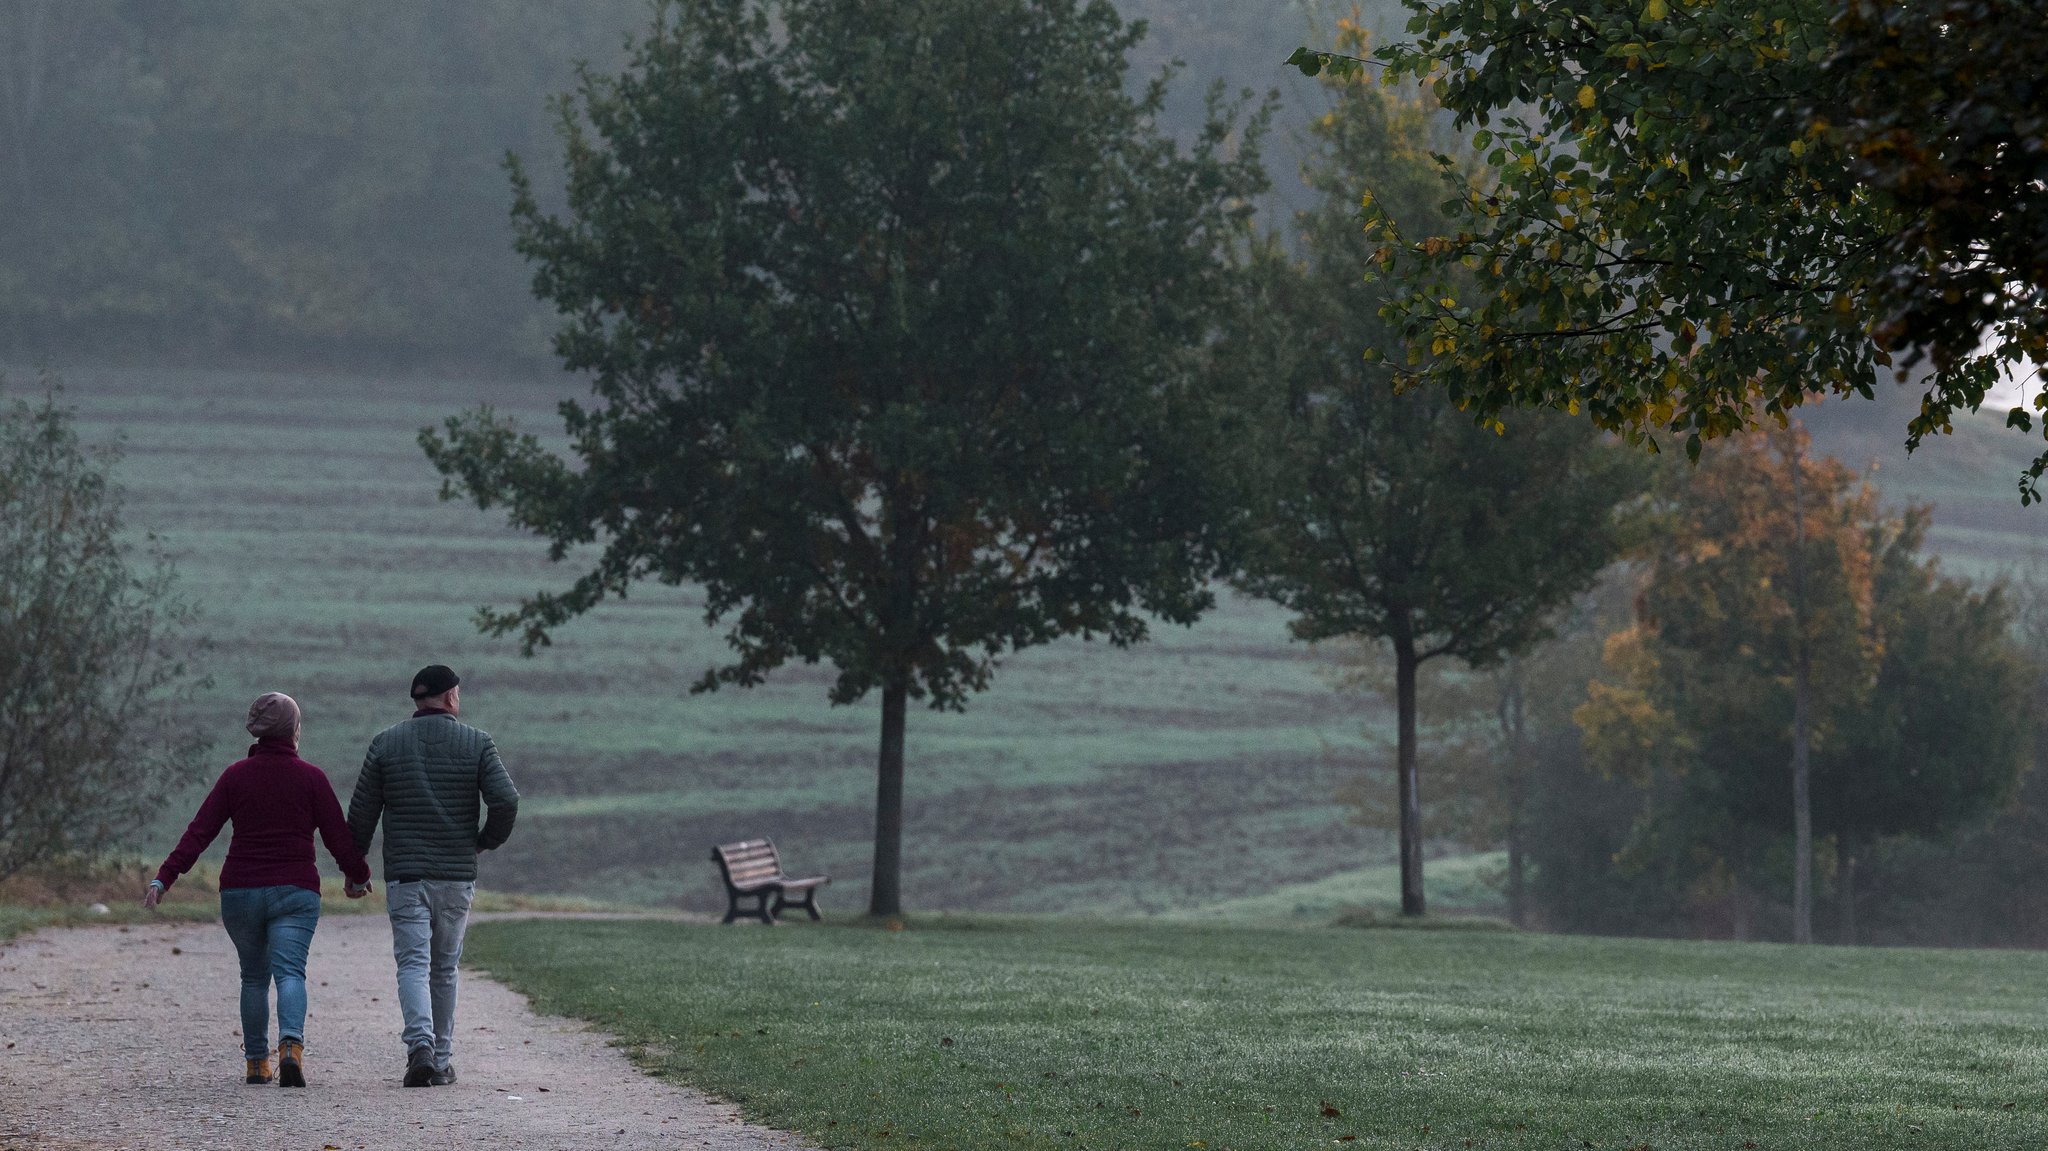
[[771, 891, 823, 921], [724, 890, 778, 924]]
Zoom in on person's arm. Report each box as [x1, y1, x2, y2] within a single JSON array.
[[312, 770, 373, 891], [346, 744, 385, 859], [475, 736, 519, 852], [151, 770, 234, 896]]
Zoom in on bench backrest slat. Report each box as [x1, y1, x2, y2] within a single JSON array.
[[713, 839, 785, 882]]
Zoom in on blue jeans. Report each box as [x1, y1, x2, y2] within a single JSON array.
[[219, 885, 321, 1061], [386, 879, 474, 1069]]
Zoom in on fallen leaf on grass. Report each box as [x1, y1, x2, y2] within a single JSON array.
[[940, 1036, 954, 1047], [1320, 1102, 1341, 1119]]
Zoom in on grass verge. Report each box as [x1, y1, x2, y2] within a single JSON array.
[[465, 915, 2048, 1151]]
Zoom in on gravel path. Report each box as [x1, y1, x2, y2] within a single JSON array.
[[0, 914, 812, 1151]]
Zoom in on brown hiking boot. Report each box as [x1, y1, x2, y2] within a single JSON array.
[[278, 1038, 305, 1087], [245, 1056, 274, 1085]]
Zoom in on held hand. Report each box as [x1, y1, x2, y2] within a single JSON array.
[[344, 880, 372, 900], [142, 881, 163, 911]]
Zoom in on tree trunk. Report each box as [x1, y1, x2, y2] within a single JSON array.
[[1838, 844, 1858, 946], [1501, 656, 1527, 928], [1394, 634, 1425, 917], [1788, 430, 1814, 944], [868, 677, 908, 918]]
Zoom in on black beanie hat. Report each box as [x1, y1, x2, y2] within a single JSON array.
[[410, 664, 461, 700]]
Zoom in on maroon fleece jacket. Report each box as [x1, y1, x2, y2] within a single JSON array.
[[155, 739, 371, 893]]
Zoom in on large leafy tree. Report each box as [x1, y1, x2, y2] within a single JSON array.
[[1227, 48, 1642, 916], [1288, 0, 2048, 499], [1578, 430, 2028, 940], [424, 0, 1267, 916], [0, 381, 211, 879]]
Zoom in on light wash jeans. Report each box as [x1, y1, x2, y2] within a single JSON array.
[[386, 879, 475, 1068], [219, 885, 322, 1061]]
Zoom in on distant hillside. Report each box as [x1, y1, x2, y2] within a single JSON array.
[[0, 0, 1402, 372]]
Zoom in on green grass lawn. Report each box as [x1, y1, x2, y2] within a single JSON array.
[[466, 915, 2048, 1151]]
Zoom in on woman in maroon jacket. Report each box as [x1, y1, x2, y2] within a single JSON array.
[[145, 692, 373, 1087]]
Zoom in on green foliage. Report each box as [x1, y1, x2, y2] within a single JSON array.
[[1233, 56, 1639, 678], [1226, 58, 1645, 914], [1805, 1, 2048, 400], [424, 0, 1270, 914], [1290, 0, 2048, 499], [1816, 510, 2032, 850], [471, 914, 2048, 1150], [0, 378, 210, 879]]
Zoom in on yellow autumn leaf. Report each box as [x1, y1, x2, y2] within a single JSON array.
[[1645, 0, 1667, 18], [1577, 84, 1596, 109]]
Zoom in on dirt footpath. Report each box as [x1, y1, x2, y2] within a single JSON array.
[[0, 914, 812, 1151]]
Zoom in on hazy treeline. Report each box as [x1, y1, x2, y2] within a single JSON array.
[[0, 0, 1355, 369], [1340, 440, 2048, 946], [0, 1, 646, 365]]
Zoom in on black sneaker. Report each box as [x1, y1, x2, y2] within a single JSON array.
[[403, 1044, 436, 1088], [428, 1062, 456, 1087]]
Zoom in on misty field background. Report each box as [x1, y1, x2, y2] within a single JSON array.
[[24, 364, 2042, 920]]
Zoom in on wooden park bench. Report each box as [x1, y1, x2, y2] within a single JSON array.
[[710, 838, 829, 924]]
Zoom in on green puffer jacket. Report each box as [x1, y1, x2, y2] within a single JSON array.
[[348, 712, 519, 883]]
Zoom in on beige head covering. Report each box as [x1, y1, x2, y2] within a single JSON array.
[[246, 692, 301, 744]]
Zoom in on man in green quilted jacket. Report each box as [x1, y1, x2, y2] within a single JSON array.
[[348, 664, 519, 1088]]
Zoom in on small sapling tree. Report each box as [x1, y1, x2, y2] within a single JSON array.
[[1227, 46, 1642, 916], [0, 382, 210, 879]]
